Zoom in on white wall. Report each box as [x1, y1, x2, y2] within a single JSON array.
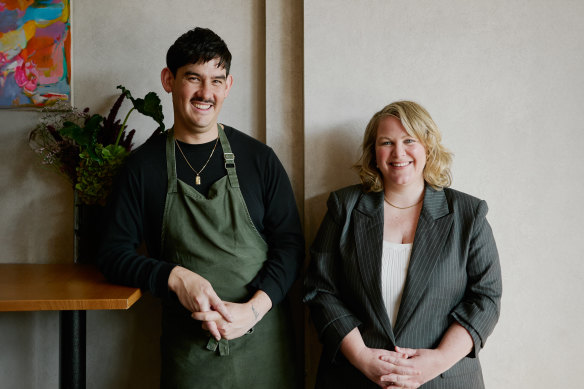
[[1, 0, 583, 388], [304, 1, 584, 388]]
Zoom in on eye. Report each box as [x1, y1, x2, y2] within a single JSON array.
[[404, 138, 416, 144]]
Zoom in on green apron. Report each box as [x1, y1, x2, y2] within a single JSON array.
[[159, 126, 296, 389]]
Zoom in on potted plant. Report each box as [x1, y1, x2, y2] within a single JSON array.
[[29, 85, 165, 262]]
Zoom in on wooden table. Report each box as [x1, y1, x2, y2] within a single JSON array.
[[0, 264, 142, 389]]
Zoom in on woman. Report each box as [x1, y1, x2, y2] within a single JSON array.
[[304, 101, 501, 388]]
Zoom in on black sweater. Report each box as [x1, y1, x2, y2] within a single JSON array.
[[97, 125, 304, 305]]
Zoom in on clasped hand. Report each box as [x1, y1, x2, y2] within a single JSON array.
[[193, 301, 258, 340], [352, 347, 420, 388], [167, 266, 233, 340], [372, 347, 446, 388], [168, 266, 264, 341]]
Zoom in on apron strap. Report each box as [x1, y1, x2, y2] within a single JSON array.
[[166, 128, 178, 193], [218, 125, 240, 188]]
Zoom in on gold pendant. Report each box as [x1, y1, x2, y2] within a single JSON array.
[[195, 175, 201, 185]]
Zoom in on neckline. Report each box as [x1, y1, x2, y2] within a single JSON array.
[[175, 138, 219, 149], [383, 240, 413, 248]]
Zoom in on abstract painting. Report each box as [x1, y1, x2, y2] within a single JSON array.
[[0, 0, 71, 108]]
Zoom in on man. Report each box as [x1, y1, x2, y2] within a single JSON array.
[[98, 27, 303, 388]]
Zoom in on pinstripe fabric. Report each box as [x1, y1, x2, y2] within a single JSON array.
[[304, 184, 502, 389]]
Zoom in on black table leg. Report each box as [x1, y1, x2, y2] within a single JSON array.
[[60, 310, 86, 389]]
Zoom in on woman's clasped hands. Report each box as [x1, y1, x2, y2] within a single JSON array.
[[347, 345, 420, 388]]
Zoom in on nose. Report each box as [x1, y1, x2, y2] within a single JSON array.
[[196, 81, 213, 101], [392, 142, 405, 157]]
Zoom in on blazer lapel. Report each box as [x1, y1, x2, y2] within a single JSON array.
[[393, 186, 453, 338], [353, 191, 396, 343]]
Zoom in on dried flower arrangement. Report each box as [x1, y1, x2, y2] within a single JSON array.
[[29, 85, 165, 206]]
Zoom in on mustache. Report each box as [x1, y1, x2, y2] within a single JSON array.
[[190, 97, 215, 105]]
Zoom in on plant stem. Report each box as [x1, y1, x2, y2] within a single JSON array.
[[115, 107, 135, 146]]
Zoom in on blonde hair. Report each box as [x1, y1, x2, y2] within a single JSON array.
[[354, 100, 453, 192]]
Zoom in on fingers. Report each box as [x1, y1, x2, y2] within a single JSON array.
[[187, 274, 232, 322], [379, 354, 415, 368], [192, 297, 232, 341], [381, 364, 420, 376], [377, 352, 421, 388], [203, 320, 221, 341], [210, 296, 233, 322], [380, 374, 420, 389], [395, 346, 417, 357], [191, 295, 232, 322], [192, 310, 224, 321], [378, 356, 420, 377]]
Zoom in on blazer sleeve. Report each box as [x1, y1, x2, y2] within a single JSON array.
[[450, 199, 502, 357], [304, 191, 362, 362]]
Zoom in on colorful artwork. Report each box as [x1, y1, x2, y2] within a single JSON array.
[[0, 0, 71, 108]]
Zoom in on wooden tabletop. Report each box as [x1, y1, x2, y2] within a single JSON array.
[[0, 264, 142, 311]]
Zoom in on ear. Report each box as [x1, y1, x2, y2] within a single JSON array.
[[161, 68, 174, 93], [224, 74, 234, 97]]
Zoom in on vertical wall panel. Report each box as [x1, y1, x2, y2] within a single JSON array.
[[0, 1, 266, 388], [266, 0, 304, 210]]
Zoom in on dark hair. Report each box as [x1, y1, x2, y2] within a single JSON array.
[[166, 27, 232, 76]]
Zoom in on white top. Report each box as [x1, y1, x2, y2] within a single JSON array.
[[381, 241, 412, 328]]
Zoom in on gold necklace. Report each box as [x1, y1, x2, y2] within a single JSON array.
[[384, 196, 423, 210], [175, 137, 219, 185]]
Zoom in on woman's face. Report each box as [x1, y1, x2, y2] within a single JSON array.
[[375, 116, 426, 188]]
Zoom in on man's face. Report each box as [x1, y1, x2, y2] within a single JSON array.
[[162, 58, 233, 140]]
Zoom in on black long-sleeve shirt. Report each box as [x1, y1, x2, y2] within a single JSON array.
[[97, 125, 304, 305]]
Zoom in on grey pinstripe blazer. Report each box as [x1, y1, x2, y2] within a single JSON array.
[[304, 184, 502, 388]]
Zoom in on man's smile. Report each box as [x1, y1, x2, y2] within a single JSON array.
[[191, 100, 214, 110]]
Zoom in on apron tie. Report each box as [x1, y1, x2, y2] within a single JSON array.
[[204, 326, 256, 356], [206, 337, 230, 356]]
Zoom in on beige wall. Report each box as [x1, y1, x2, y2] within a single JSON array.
[[304, 1, 584, 388], [1, 0, 583, 388]]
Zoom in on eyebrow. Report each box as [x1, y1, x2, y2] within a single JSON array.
[[183, 71, 226, 80], [378, 134, 414, 139]]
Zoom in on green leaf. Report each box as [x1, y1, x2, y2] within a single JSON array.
[[116, 85, 134, 103], [142, 92, 165, 129], [59, 122, 87, 144], [116, 85, 165, 131], [59, 114, 104, 161], [102, 144, 129, 160]]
